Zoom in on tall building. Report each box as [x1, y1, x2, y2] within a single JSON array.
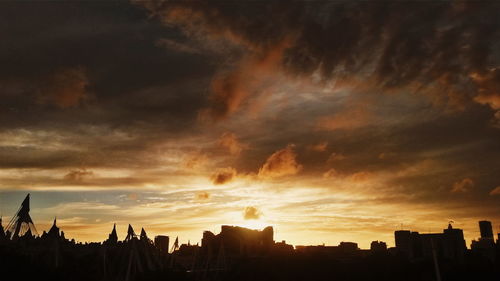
[[395, 230, 413, 258], [471, 220, 496, 262], [479, 221, 494, 240], [154, 235, 169, 253], [443, 223, 466, 262]]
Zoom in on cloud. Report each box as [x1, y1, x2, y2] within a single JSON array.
[[316, 107, 372, 131], [195, 191, 211, 201], [155, 38, 201, 54], [138, 1, 500, 117], [211, 167, 237, 185], [258, 144, 302, 178], [451, 178, 474, 193], [307, 141, 328, 152], [489, 186, 500, 195], [201, 41, 289, 120], [182, 152, 209, 169], [218, 132, 246, 155], [243, 206, 261, 220], [322, 168, 337, 179], [38, 67, 89, 108], [327, 152, 346, 163], [64, 168, 94, 182], [127, 193, 139, 201], [350, 171, 373, 183], [471, 69, 500, 125]]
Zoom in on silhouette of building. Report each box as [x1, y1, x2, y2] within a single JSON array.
[[471, 220, 496, 262], [394, 230, 413, 258], [370, 240, 387, 253], [273, 240, 294, 254], [394, 223, 466, 262], [106, 223, 118, 244], [201, 225, 274, 258], [442, 223, 466, 262], [154, 235, 169, 253], [479, 220, 494, 239], [339, 241, 359, 253]]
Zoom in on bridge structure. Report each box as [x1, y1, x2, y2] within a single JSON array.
[[5, 194, 38, 239]]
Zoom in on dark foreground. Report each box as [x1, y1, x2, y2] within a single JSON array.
[[1, 239, 499, 281]]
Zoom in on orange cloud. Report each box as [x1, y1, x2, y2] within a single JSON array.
[[451, 178, 474, 193], [350, 171, 373, 182], [243, 206, 261, 220], [182, 152, 209, 169], [258, 144, 302, 178], [218, 132, 246, 155], [489, 186, 500, 195], [211, 167, 237, 185], [474, 94, 500, 110], [64, 168, 93, 182], [307, 141, 328, 152], [327, 152, 346, 163], [39, 67, 88, 108], [316, 107, 372, 131], [203, 40, 290, 120], [322, 168, 338, 178], [195, 191, 211, 200]]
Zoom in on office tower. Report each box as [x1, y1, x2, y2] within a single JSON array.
[[479, 221, 493, 239], [154, 235, 170, 253], [395, 230, 412, 258]]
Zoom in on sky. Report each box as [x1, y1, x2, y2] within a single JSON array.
[[1, 0, 500, 249]]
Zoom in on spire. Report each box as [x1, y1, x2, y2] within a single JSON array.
[[48, 216, 60, 237], [107, 223, 118, 244]]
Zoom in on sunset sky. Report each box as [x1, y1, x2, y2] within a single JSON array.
[[1, 1, 500, 249]]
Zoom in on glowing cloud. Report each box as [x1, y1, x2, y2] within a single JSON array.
[[451, 178, 474, 193], [243, 206, 261, 220], [211, 167, 237, 185], [489, 186, 500, 195], [218, 132, 246, 155], [258, 144, 302, 179]]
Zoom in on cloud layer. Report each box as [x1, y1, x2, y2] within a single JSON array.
[[0, 1, 499, 247]]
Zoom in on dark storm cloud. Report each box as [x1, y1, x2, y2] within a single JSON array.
[[0, 1, 214, 130], [139, 0, 500, 118], [0, 1, 222, 171]]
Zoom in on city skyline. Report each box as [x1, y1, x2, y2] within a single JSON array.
[[1, 1, 500, 251], [1, 193, 498, 249]]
